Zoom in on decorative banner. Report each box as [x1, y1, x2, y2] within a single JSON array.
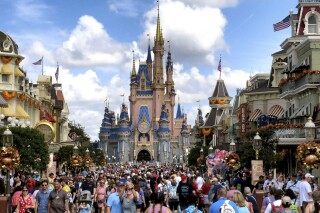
[[251, 160, 263, 185]]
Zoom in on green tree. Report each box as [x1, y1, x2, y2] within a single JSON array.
[[57, 145, 74, 164], [5, 127, 50, 171], [68, 122, 91, 147], [241, 129, 279, 171]]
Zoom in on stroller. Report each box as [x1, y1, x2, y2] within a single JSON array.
[[78, 190, 93, 213]]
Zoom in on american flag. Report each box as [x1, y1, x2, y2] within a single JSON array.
[[55, 65, 59, 82], [217, 56, 221, 72], [273, 15, 290, 32], [32, 58, 42, 65]]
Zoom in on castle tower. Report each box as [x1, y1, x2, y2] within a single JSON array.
[[117, 103, 130, 162], [152, 1, 165, 123], [180, 117, 189, 163], [157, 103, 171, 163]]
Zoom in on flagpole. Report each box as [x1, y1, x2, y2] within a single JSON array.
[[219, 54, 222, 80], [41, 56, 44, 75]]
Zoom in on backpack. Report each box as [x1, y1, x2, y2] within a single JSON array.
[[271, 202, 284, 213], [219, 200, 235, 213], [168, 186, 179, 200]]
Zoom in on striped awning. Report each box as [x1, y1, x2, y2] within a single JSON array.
[[248, 109, 262, 122], [268, 105, 284, 118], [0, 95, 8, 108]]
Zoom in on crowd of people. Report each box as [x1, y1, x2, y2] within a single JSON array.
[[1, 164, 320, 213]]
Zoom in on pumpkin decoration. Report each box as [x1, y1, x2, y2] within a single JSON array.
[[0, 146, 20, 170], [296, 141, 320, 169], [85, 156, 93, 167], [218, 99, 226, 104], [70, 154, 83, 167], [1, 56, 12, 64], [210, 99, 217, 105], [225, 152, 240, 169], [19, 93, 27, 102], [15, 58, 22, 65], [2, 91, 17, 100], [201, 128, 212, 136]]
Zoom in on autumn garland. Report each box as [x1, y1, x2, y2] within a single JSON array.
[[2, 91, 17, 100], [260, 123, 305, 130], [70, 154, 83, 167], [296, 141, 320, 169], [279, 70, 320, 87]]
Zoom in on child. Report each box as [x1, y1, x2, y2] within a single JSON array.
[[79, 202, 92, 213]]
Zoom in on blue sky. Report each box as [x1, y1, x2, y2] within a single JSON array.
[[0, 0, 297, 140]]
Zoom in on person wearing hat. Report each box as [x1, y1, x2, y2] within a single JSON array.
[[176, 174, 195, 211], [264, 189, 284, 213], [299, 173, 314, 213], [281, 196, 294, 212], [106, 182, 125, 213]]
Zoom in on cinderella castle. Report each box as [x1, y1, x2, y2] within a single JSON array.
[[98, 4, 194, 163]]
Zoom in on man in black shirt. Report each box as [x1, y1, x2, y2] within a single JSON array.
[[80, 174, 96, 196], [176, 175, 195, 211]]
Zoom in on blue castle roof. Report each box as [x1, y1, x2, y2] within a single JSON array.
[[158, 104, 170, 133], [136, 64, 151, 87], [176, 103, 183, 119]]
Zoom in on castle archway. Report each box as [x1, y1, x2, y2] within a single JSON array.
[[137, 149, 151, 162]]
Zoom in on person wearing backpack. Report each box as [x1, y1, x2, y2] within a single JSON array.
[[166, 179, 179, 213], [264, 189, 284, 213], [280, 196, 296, 213], [181, 194, 203, 213], [209, 187, 239, 213]]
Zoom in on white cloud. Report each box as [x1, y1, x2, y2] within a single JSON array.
[[13, 0, 50, 22], [140, 0, 228, 66], [56, 15, 127, 68], [179, 0, 239, 8]]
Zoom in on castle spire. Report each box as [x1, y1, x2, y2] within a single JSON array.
[[156, 0, 163, 43], [147, 36, 152, 63], [132, 50, 136, 76]]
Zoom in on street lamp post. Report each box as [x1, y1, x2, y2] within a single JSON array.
[[229, 138, 236, 152], [305, 117, 316, 141], [253, 132, 263, 160], [85, 148, 93, 168], [1, 127, 20, 196]]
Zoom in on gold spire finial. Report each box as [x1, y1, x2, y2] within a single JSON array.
[[156, 0, 162, 42], [132, 50, 136, 76]]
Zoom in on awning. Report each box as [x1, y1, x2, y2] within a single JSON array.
[[40, 109, 56, 123], [14, 67, 25, 77], [290, 103, 311, 118], [1, 64, 12, 75], [0, 104, 15, 117], [0, 95, 8, 108], [248, 109, 262, 122], [15, 104, 29, 119], [279, 105, 293, 119], [268, 105, 284, 118]]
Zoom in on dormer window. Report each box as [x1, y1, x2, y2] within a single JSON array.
[[308, 15, 317, 33]]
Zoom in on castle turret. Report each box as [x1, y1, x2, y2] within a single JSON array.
[[166, 42, 174, 95], [99, 102, 112, 153], [117, 103, 130, 162], [147, 40, 153, 82], [157, 103, 170, 163]]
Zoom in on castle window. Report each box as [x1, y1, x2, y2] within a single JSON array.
[[308, 15, 317, 34]]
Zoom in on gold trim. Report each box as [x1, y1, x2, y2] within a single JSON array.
[[35, 120, 55, 143]]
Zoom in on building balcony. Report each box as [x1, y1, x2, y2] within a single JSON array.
[[279, 73, 320, 98]]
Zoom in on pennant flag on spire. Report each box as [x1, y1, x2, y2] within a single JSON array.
[[217, 56, 221, 72], [273, 15, 290, 32], [55, 65, 59, 82], [32, 58, 42, 65]]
